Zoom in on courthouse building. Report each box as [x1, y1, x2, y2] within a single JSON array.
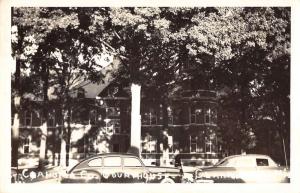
[[14, 56, 221, 166], [14, 83, 220, 166]]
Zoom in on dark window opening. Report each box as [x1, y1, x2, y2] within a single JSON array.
[[23, 137, 30, 154], [256, 158, 269, 166], [25, 112, 32, 126], [205, 115, 210, 123], [190, 136, 197, 153]]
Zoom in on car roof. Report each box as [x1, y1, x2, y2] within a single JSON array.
[[67, 153, 140, 173], [224, 154, 271, 160], [84, 153, 139, 159]]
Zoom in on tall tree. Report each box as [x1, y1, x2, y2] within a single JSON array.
[[11, 7, 48, 167], [12, 7, 88, 167]]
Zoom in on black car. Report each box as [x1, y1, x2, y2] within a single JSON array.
[[61, 153, 182, 183]]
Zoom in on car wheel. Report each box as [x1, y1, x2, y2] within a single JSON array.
[[160, 177, 175, 183], [86, 172, 101, 183]]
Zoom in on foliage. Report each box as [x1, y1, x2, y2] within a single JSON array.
[[11, 7, 290, 164]]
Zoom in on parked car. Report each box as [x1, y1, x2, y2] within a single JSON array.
[[61, 153, 182, 183], [174, 154, 216, 183], [194, 154, 290, 183]]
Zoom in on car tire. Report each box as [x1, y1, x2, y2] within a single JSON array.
[[160, 177, 175, 183], [86, 172, 101, 183]]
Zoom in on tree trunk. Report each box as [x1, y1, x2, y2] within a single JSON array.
[[57, 112, 63, 166], [60, 132, 66, 167], [59, 98, 70, 167], [130, 83, 141, 156], [39, 64, 49, 168], [160, 97, 170, 166], [11, 97, 20, 167], [11, 58, 21, 167], [66, 106, 72, 166]]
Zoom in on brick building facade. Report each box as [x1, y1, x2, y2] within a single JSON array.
[[14, 80, 220, 166]]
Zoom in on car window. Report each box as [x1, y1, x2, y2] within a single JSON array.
[[103, 156, 121, 167], [123, 157, 142, 167], [256, 158, 269, 166], [88, 158, 102, 167]]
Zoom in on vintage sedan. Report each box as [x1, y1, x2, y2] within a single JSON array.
[[194, 154, 290, 183], [61, 153, 182, 183]]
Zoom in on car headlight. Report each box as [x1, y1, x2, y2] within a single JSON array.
[[194, 170, 203, 179]]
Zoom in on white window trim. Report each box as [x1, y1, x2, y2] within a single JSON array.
[[205, 140, 213, 153], [204, 108, 211, 124], [190, 135, 198, 153]]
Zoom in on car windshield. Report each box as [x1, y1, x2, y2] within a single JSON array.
[[214, 157, 229, 166]]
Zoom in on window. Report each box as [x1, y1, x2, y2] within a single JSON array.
[[142, 139, 157, 153], [88, 158, 102, 167], [204, 109, 211, 124], [89, 109, 97, 125], [114, 127, 120, 134], [105, 119, 120, 134], [190, 107, 203, 124], [142, 133, 157, 153], [123, 157, 142, 167], [173, 108, 183, 125], [190, 108, 196, 123], [107, 107, 120, 118], [211, 108, 217, 124], [151, 113, 157, 125], [77, 88, 85, 98], [142, 112, 150, 125], [48, 110, 55, 127], [256, 158, 269, 166], [167, 107, 173, 125], [205, 140, 212, 153], [141, 107, 157, 125], [103, 157, 121, 167], [24, 111, 32, 126], [23, 137, 30, 154], [190, 136, 197, 153]]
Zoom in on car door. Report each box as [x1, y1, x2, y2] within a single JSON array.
[[213, 157, 240, 183], [255, 157, 284, 183], [101, 156, 123, 183], [122, 156, 148, 183], [234, 157, 257, 183]]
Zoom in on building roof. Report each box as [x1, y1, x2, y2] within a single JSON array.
[[23, 57, 121, 101]]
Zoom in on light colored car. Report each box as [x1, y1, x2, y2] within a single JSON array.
[[194, 154, 290, 183]]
